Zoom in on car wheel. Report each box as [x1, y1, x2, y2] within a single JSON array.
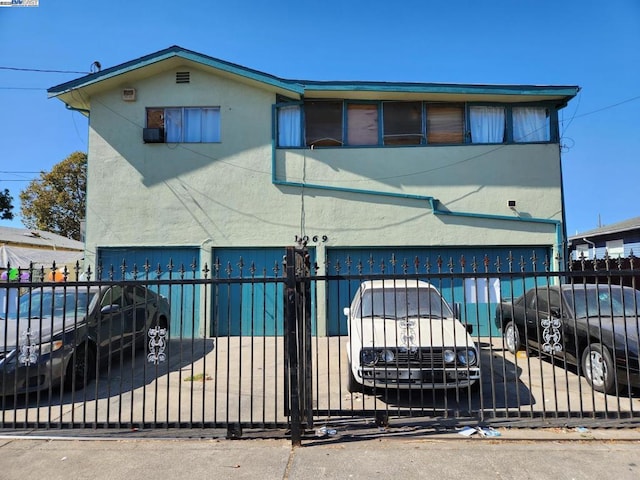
[[64, 343, 96, 391], [581, 343, 615, 394], [503, 321, 521, 354], [347, 362, 363, 393]]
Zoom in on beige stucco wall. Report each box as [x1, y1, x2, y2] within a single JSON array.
[[82, 66, 565, 334], [84, 64, 563, 261]]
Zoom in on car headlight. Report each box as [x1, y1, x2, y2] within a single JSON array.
[[443, 349, 456, 364], [38, 340, 64, 355], [457, 349, 477, 366], [381, 349, 395, 363], [360, 350, 378, 366]]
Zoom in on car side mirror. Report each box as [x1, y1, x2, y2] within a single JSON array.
[[101, 304, 120, 314], [550, 307, 562, 318], [465, 324, 473, 335], [343, 307, 350, 317]]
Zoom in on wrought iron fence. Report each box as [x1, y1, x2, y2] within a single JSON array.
[[1, 251, 639, 442]]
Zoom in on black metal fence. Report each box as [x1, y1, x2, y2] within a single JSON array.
[[1, 250, 639, 442]]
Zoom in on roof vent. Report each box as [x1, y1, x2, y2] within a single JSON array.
[[176, 71, 190, 84]]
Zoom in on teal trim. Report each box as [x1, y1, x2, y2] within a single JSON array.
[[301, 81, 579, 99], [48, 45, 579, 106]]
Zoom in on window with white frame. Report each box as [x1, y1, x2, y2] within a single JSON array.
[[146, 107, 221, 143], [605, 239, 624, 258], [575, 244, 590, 260]]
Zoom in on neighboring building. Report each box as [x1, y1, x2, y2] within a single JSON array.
[[0, 226, 84, 272], [569, 217, 640, 260], [48, 46, 579, 337]]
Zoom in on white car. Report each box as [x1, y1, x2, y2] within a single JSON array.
[[344, 279, 480, 392]]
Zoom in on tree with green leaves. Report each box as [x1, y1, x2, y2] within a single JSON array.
[[0, 189, 14, 220], [20, 151, 87, 241]]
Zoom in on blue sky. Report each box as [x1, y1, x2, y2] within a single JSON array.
[[0, 0, 638, 236]]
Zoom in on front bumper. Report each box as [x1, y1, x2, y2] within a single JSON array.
[[0, 350, 67, 397], [358, 366, 480, 389]]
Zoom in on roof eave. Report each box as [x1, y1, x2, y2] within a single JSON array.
[[47, 45, 304, 100]]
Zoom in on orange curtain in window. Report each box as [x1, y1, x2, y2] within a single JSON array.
[[427, 105, 464, 144]]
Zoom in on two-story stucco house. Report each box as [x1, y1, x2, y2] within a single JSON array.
[[48, 46, 579, 338]]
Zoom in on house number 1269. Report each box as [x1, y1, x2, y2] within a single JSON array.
[[295, 235, 328, 244]]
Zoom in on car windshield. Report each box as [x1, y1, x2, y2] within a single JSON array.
[[359, 287, 453, 319], [569, 286, 640, 318], [6, 289, 96, 320]]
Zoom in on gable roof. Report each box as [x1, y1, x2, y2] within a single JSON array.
[[569, 217, 640, 241], [48, 45, 579, 110]]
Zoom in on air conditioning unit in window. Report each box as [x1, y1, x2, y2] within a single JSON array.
[[122, 88, 136, 101], [143, 128, 164, 143]]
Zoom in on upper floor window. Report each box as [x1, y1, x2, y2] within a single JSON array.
[[383, 101, 422, 145], [347, 103, 379, 146], [305, 101, 343, 146], [513, 106, 550, 142], [276, 100, 557, 148], [469, 106, 505, 143], [426, 104, 465, 144], [146, 107, 220, 143]]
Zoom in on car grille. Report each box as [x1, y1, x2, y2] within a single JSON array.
[[383, 348, 445, 368]]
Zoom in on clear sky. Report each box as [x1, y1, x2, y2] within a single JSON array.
[[0, 0, 638, 237]]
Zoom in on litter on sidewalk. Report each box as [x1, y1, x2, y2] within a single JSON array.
[[458, 426, 501, 437]]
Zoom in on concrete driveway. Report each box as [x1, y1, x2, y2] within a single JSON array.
[[1, 336, 639, 429]]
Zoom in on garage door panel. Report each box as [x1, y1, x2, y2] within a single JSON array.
[[97, 247, 200, 338]]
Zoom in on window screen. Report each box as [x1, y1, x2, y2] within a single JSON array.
[[383, 102, 423, 145], [304, 101, 343, 147]]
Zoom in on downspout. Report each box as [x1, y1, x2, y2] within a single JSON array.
[[582, 238, 596, 260], [271, 137, 563, 270]]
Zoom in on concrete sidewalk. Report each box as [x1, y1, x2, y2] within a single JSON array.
[[0, 428, 639, 480]]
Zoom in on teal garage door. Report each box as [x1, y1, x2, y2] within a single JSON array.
[[326, 246, 551, 337], [97, 247, 200, 338], [212, 247, 315, 337]]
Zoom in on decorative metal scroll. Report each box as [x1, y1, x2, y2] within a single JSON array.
[[541, 318, 563, 354], [18, 328, 39, 366], [147, 326, 167, 364]]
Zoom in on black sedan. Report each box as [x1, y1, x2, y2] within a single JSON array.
[[495, 284, 640, 394], [0, 284, 170, 396]]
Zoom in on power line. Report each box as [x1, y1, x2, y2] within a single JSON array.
[[0, 66, 89, 74], [0, 87, 47, 90]]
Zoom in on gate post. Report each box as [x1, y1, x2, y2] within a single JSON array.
[[284, 246, 302, 446]]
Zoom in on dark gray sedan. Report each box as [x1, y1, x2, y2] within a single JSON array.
[[0, 284, 170, 396], [495, 284, 640, 394]]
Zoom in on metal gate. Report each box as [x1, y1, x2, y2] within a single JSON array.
[[1, 250, 640, 443]]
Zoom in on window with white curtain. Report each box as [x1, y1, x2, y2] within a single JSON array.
[[513, 107, 549, 142], [469, 106, 505, 143], [146, 107, 220, 143], [277, 105, 302, 147]]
